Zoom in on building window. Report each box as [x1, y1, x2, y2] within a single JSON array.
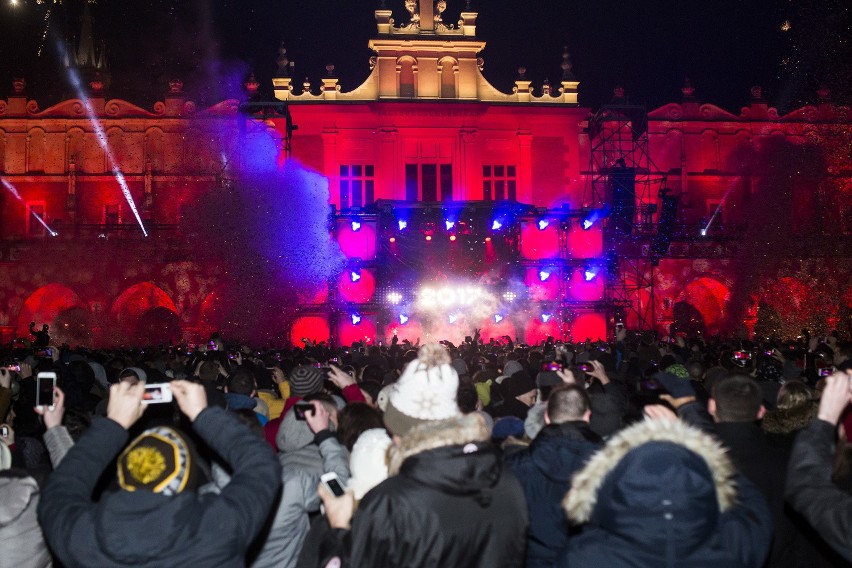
[[405, 163, 452, 202], [26, 202, 46, 237], [339, 165, 375, 210], [104, 204, 121, 225], [483, 165, 517, 201]]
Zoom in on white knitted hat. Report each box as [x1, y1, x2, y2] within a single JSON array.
[[383, 343, 460, 436]]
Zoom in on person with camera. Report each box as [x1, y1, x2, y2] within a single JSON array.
[[37, 380, 281, 567], [29, 322, 50, 349]]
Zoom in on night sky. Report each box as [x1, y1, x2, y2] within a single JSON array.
[[0, 0, 848, 113]]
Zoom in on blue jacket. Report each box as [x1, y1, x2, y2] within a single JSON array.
[[504, 421, 602, 568]]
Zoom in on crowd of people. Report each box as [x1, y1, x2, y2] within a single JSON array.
[[1, 325, 851, 567]]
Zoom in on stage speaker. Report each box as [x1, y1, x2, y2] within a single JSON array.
[[611, 167, 635, 235]]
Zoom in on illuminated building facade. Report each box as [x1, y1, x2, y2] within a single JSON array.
[[0, 1, 849, 346]]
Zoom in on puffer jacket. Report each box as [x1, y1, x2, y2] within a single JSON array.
[[251, 406, 349, 568], [0, 426, 74, 568], [348, 414, 528, 567], [558, 418, 772, 568]]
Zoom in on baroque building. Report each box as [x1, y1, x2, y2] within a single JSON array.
[[0, 1, 849, 346]]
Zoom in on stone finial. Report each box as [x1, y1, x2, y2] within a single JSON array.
[[326, 64, 336, 77], [561, 47, 575, 81], [303, 77, 312, 93], [816, 84, 831, 102], [276, 44, 291, 77], [168, 78, 184, 94], [244, 73, 260, 94], [477, 57, 484, 71], [542, 78, 551, 96], [90, 72, 104, 95], [12, 77, 25, 95], [750, 85, 763, 102], [517, 66, 527, 80], [681, 77, 696, 101]]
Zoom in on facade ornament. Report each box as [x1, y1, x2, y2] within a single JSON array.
[[168, 78, 184, 94], [517, 66, 527, 80], [750, 85, 763, 102], [326, 64, 336, 77], [369, 56, 378, 70], [681, 77, 696, 101], [12, 77, 26, 95], [434, 1, 455, 31], [477, 57, 484, 71], [403, 0, 420, 30], [244, 73, 260, 95], [276, 44, 292, 77], [542, 78, 551, 96], [561, 47, 575, 81], [90, 72, 104, 95], [303, 77, 312, 94]]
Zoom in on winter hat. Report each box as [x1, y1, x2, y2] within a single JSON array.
[[118, 426, 197, 496], [451, 357, 469, 378], [492, 416, 526, 442], [756, 359, 784, 383], [536, 371, 563, 389], [88, 362, 109, 389], [383, 343, 460, 437], [347, 428, 392, 500], [120, 367, 147, 383], [288, 366, 324, 397], [501, 371, 537, 399], [664, 363, 690, 379], [502, 360, 524, 379]]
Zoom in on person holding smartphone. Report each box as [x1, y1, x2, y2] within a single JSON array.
[[37, 380, 281, 567]]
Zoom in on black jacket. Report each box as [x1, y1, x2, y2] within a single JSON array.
[[337, 414, 528, 568], [37, 407, 281, 568], [786, 419, 852, 562], [505, 421, 602, 568]]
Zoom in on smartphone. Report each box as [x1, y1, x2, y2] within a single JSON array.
[[142, 383, 173, 404], [329, 357, 339, 364], [4, 363, 20, 372], [819, 367, 835, 377], [1, 425, 8, 438], [764, 349, 774, 356], [36, 371, 57, 408], [540, 361, 563, 372], [321, 472, 346, 497], [294, 402, 315, 420], [733, 351, 752, 361], [577, 362, 594, 373], [207, 341, 217, 351]]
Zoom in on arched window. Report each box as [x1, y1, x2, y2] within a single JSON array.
[[440, 58, 456, 98], [398, 58, 416, 98]]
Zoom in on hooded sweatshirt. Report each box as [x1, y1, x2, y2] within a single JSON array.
[[251, 407, 349, 568]]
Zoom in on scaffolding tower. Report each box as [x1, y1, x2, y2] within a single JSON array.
[[582, 104, 668, 332]]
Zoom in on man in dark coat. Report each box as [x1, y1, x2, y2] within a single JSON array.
[[786, 370, 852, 562], [315, 344, 528, 567], [505, 384, 602, 567], [37, 380, 281, 568]]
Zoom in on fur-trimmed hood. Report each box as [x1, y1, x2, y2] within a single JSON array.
[[389, 413, 490, 475], [762, 402, 818, 435], [564, 419, 738, 548]]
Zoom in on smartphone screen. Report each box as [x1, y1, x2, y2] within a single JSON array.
[[37, 374, 56, 407], [323, 474, 346, 497]]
